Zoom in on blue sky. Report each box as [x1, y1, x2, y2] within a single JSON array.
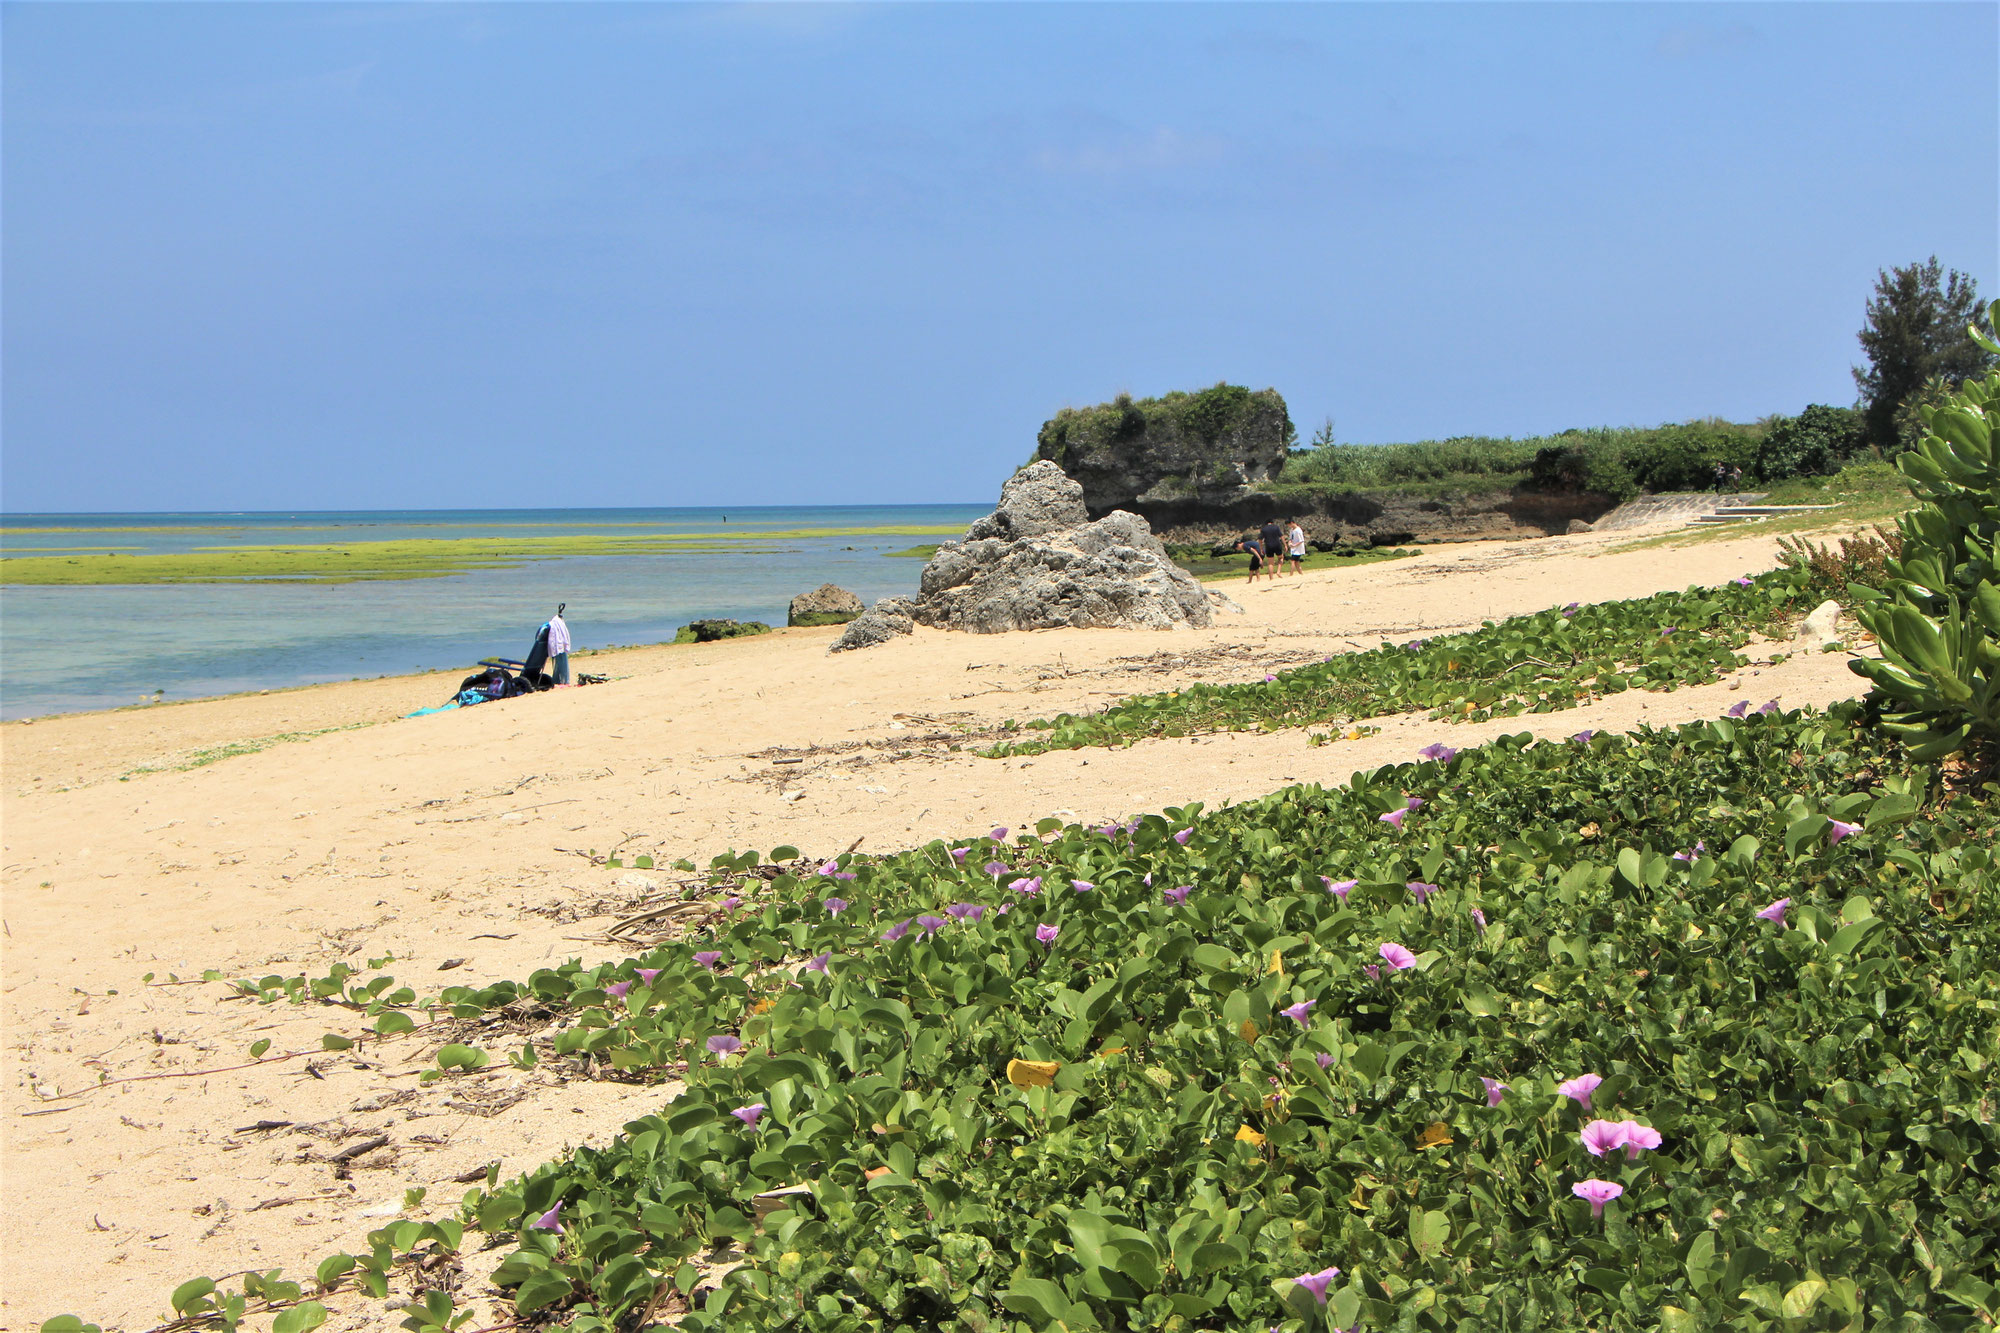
[[3, 2, 1994, 512]]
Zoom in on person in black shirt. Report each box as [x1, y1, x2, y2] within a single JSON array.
[[1258, 519, 1286, 577]]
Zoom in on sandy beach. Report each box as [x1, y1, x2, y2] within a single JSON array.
[[1, 525, 1874, 1331]]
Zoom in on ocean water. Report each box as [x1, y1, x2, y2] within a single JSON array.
[[0, 505, 984, 720]]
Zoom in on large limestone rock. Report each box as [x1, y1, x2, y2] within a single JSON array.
[[831, 464, 1224, 651], [788, 583, 864, 627]]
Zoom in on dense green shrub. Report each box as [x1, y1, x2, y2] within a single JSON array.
[[1622, 422, 1761, 492], [1528, 431, 1640, 501], [1037, 386, 1292, 468], [1756, 405, 1867, 481], [1282, 436, 1543, 491], [1850, 299, 2000, 758]]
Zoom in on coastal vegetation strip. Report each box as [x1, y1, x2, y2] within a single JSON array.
[[66, 704, 1997, 1332], [0, 528, 965, 585], [119, 722, 379, 780], [981, 575, 1809, 756]]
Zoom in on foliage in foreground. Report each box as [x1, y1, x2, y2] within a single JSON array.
[[982, 574, 1802, 756], [59, 706, 2000, 1333], [1851, 299, 2000, 759]]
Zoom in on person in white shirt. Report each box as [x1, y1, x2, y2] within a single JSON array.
[[546, 609, 572, 685], [1285, 519, 1307, 574]]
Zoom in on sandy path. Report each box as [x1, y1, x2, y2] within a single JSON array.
[[0, 526, 1871, 1330]]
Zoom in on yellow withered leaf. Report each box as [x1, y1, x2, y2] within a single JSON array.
[[1096, 1045, 1128, 1059], [1238, 1019, 1260, 1043], [1415, 1121, 1454, 1150], [1234, 1125, 1266, 1146], [1006, 1059, 1060, 1089], [749, 997, 774, 1016], [1269, 950, 1285, 977], [1348, 1181, 1372, 1211]]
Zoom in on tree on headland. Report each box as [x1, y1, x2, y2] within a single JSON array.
[[1853, 257, 1996, 450]]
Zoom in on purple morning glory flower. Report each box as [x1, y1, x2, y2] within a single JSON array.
[[1280, 1000, 1316, 1025], [1827, 819, 1859, 844], [823, 897, 849, 915], [1264, 673, 1277, 682], [1070, 879, 1094, 893], [1361, 964, 1381, 980], [1469, 908, 1487, 934], [1572, 1178, 1623, 1218], [636, 967, 663, 986], [1558, 1073, 1603, 1108], [1142, 872, 1153, 886], [1405, 796, 1424, 811], [818, 861, 838, 876], [949, 846, 969, 863], [1378, 942, 1417, 970], [1756, 897, 1790, 923], [914, 914, 949, 935], [882, 919, 911, 942], [1035, 923, 1059, 947], [1758, 699, 1780, 715], [1733, 576, 1753, 586], [1580, 1119, 1628, 1158], [1163, 885, 1192, 904], [731, 1103, 766, 1128], [1562, 603, 1579, 616], [832, 871, 857, 882], [693, 951, 724, 970], [1323, 877, 1356, 900], [946, 903, 985, 922], [1418, 743, 1457, 763], [1292, 1267, 1341, 1304], [1009, 876, 1043, 896], [804, 952, 831, 973], [1315, 1051, 1336, 1070], [1572, 730, 1596, 744], [1480, 1077, 1507, 1107], [1616, 1121, 1663, 1159], [605, 981, 632, 1000], [1726, 700, 1749, 718], [1173, 828, 1193, 845], [706, 1034, 742, 1056], [992, 827, 1010, 841], [530, 1202, 563, 1232], [720, 896, 742, 912], [1379, 809, 1406, 829], [1407, 881, 1439, 904], [983, 861, 1010, 877]]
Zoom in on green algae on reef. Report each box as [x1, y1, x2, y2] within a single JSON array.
[[0, 527, 966, 586]]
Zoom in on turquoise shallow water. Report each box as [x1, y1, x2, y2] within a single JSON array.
[[0, 505, 983, 719]]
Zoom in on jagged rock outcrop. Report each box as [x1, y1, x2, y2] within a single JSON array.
[[830, 463, 1222, 651], [1035, 384, 1292, 519], [829, 597, 916, 653], [788, 583, 864, 627]]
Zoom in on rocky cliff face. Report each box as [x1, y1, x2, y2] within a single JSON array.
[[831, 462, 1229, 651], [1034, 384, 1292, 518], [1156, 489, 1619, 548]]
